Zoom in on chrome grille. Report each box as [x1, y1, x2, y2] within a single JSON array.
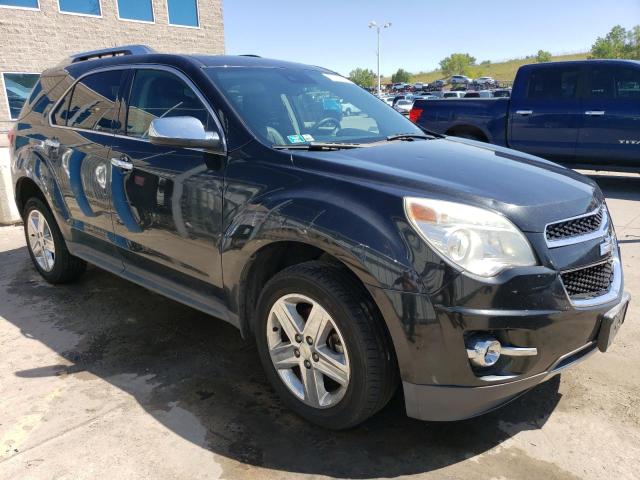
[[546, 208, 604, 241], [561, 259, 614, 299]]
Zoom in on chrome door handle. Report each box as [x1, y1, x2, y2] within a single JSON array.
[[110, 157, 133, 171], [585, 110, 605, 116], [516, 110, 533, 116]]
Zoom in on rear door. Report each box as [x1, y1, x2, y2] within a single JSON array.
[[577, 62, 640, 168], [108, 67, 227, 315], [509, 64, 583, 162], [48, 68, 128, 270]]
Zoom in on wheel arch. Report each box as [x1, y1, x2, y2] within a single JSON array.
[[445, 124, 490, 142]]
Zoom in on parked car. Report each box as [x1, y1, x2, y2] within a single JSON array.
[[412, 82, 424, 91], [449, 75, 471, 85], [10, 46, 630, 430], [393, 99, 414, 115], [431, 79, 446, 89], [411, 59, 640, 171], [474, 76, 497, 87], [442, 91, 466, 98], [342, 102, 361, 116], [463, 90, 493, 98]]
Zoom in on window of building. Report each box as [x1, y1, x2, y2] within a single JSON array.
[[58, 0, 101, 17], [117, 0, 153, 22], [2, 73, 40, 120], [55, 70, 125, 133], [0, 0, 38, 9], [167, 0, 199, 27], [126, 69, 212, 138]]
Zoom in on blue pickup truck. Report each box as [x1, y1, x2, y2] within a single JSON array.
[[411, 60, 640, 171]]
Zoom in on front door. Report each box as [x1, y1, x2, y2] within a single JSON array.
[[108, 67, 227, 315], [577, 63, 640, 167], [509, 64, 583, 163]]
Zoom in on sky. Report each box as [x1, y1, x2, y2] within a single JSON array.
[[223, 0, 640, 76]]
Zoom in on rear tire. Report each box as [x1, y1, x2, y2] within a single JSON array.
[[23, 197, 86, 284], [255, 261, 398, 430]]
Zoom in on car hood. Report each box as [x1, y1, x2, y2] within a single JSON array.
[[290, 137, 603, 233]]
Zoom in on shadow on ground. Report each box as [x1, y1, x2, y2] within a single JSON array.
[[0, 244, 563, 478], [587, 173, 640, 202]]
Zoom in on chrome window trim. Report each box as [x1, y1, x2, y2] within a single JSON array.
[[560, 250, 622, 308], [47, 63, 227, 155], [544, 206, 608, 248]]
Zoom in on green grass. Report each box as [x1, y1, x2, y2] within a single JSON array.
[[386, 52, 590, 84]]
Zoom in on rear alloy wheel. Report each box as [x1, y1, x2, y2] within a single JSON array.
[[255, 261, 398, 429], [26, 209, 56, 272], [23, 197, 86, 284]]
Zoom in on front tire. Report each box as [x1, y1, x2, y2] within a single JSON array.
[[255, 261, 398, 429], [23, 197, 86, 284]]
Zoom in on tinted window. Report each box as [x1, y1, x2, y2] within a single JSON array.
[[58, 0, 100, 16], [2, 73, 39, 120], [588, 65, 640, 99], [167, 0, 198, 26], [64, 70, 124, 132], [615, 66, 640, 99], [117, 0, 153, 22], [527, 67, 580, 100], [126, 69, 213, 138], [0, 0, 38, 7]]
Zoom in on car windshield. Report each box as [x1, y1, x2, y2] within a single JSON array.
[[205, 67, 422, 146]]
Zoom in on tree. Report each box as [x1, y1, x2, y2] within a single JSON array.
[[439, 53, 476, 77], [590, 25, 640, 59], [391, 68, 411, 84], [536, 50, 552, 63], [348, 68, 376, 88]]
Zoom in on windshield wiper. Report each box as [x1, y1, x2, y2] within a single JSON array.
[[273, 142, 363, 151], [386, 133, 429, 141]]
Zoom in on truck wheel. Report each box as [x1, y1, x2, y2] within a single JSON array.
[[255, 261, 398, 429], [23, 197, 86, 284]]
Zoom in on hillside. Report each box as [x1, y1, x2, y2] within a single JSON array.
[[386, 52, 589, 84]]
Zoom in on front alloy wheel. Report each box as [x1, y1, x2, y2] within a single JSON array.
[[255, 261, 398, 429], [267, 293, 350, 409]]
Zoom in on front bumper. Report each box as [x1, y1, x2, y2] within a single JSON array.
[[403, 340, 597, 421]]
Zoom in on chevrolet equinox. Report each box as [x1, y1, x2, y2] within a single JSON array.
[[9, 46, 630, 429]]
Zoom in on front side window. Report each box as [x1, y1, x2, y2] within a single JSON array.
[[206, 67, 422, 146], [59, 70, 124, 132], [117, 0, 153, 22], [2, 73, 39, 120], [58, 0, 101, 16], [126, 69, 213, 138], [0, 0, 39, 8], [615, 66, 640, 99], [167, 0, 198, 27]]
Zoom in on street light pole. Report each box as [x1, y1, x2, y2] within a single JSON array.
[[369, 21, 391, 96]]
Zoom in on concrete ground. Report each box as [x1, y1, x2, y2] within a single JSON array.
[[0, 172, 639, 480]]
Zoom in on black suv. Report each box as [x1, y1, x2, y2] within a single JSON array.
[[10, 45, 630, 429]]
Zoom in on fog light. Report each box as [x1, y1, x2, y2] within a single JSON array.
[[466, 336, 501, 367]]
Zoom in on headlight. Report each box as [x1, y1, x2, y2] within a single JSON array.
[[404, 197, 537, 277]]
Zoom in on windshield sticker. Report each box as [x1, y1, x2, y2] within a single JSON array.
[[322, 73, 353, 84], [302, 134, 315, 142], [287, 135, 306, 144]]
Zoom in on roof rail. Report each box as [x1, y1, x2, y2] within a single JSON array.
[[240, 54, 262, 58], [66, 45, 156, 64]]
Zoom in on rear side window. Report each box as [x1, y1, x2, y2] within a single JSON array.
[[527, 67, 580, 100], [54, 70, 125, 132], [125, 69, 213, 138], [615, 66, 640, 99], [2, 72, 39, 120]]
